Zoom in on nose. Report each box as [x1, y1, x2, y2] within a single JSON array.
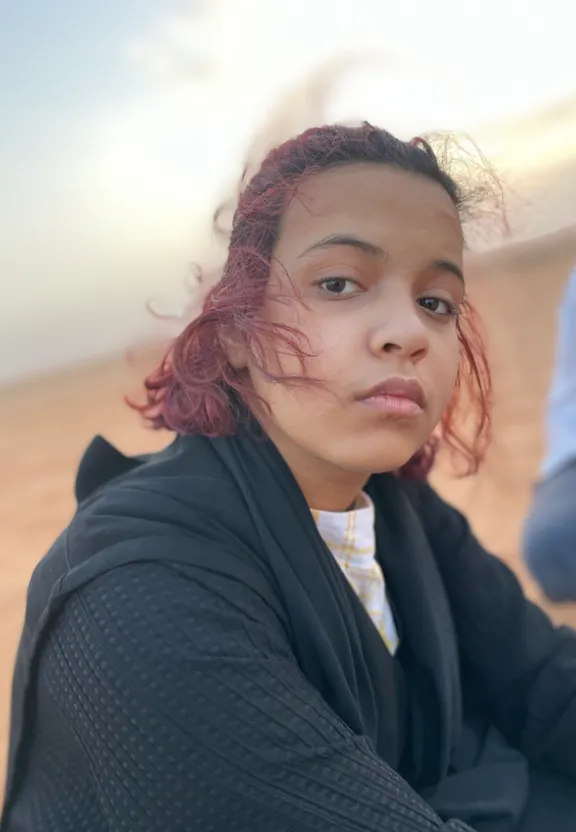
[[368, 297, 430, 365]]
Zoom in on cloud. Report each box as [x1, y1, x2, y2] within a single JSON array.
[[125, 1, 210, 82], [2, 0, 575, 383]]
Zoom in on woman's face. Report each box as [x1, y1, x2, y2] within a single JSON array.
[[241, 163, 464, 505]]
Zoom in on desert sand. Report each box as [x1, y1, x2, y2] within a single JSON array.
[[1, 226, 576, 795]]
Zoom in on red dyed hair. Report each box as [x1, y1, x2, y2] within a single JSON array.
[[131, 123, 495, 479]]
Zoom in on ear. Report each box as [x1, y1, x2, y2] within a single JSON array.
[[219, 330, 248, 370]]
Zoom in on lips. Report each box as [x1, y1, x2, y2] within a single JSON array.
[[357, 376, 426, 410]]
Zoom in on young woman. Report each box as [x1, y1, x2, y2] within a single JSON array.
[[2, 124, 576, 832]]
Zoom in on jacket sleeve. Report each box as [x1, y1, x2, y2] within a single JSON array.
[[26, 557, 472, 832], [413, 481, 576, 780]]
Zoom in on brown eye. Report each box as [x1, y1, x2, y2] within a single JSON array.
[[318, 277, 360, 296], [418, 297, 458, 317]]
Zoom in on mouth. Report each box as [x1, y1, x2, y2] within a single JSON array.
[[356, 376, 426, 417]]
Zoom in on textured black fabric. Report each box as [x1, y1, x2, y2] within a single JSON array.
[[13, 563, 442, 831], [411, 481, 576, 781], [2, 430, 576, 830], [519, 768, 576, 832]]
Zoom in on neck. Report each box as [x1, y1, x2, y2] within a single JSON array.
[[268, 430, 369, 512], [299, 472, 367, 512]]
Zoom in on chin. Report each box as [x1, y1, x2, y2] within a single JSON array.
[[334, 429, 427, 476], [351, 456, 414, 476], [338, 447, 421, 476]]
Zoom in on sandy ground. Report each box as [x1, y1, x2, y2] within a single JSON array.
[[1, 229, 576, 795]]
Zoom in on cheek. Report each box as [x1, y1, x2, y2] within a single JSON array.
[[435, 331, 461, 400], [260, 295, 342, 377], [247, 317, 346, 413]]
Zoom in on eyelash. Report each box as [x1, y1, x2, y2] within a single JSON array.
[[316, 277, 460, 318], [316, 277, 360, 296], [418, 297, 461, 318]]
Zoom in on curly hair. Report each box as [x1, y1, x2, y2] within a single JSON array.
[[130, 122, 495, 479]]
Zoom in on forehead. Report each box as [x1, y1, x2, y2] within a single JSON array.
[[275, 163, 463, 256]]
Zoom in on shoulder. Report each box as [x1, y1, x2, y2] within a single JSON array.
[[395, 477, 470, 546], [67, 433, 258, 561], [25, 434, 275, 636], [54, 558, 290, 660], [73, 434, 242, 532], [397, 478, 521, 594]]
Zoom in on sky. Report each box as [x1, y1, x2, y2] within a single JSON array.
[[0, 0, 574, 383]]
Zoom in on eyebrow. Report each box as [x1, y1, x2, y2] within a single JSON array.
[[431, 259, 465, 283], [298, 233, 464, 282], [298, 234, 386, 259]]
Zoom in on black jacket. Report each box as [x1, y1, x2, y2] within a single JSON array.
[[2, 429, 576, 831]]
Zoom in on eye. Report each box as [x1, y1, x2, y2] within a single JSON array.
[[418, 296, 459, 317], [317, 277, 361, 296]]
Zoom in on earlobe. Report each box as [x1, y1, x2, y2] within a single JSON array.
[[219, 331, 248, 370]]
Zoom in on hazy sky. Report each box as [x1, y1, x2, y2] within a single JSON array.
[[0, 0, 574, 382]]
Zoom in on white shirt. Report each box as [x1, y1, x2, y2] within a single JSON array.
[[311, 493, 399, 655]]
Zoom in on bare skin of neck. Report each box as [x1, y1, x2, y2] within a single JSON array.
[[268, 428, 369, 512]]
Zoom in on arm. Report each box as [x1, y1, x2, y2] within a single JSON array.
[[29, 559, 471, 831], [413, 481, 576, 780]]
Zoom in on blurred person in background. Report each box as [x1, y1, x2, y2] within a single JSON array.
[[523, 264, 576, 601], [2, 124, 576, 832]]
